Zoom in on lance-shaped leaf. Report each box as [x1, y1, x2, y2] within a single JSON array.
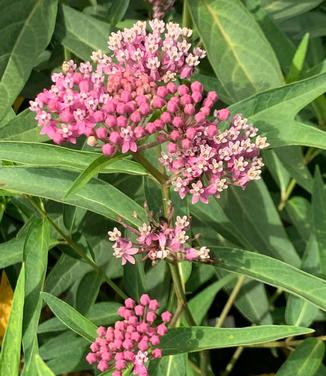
[[0, 166, 146, 226], [230, 73, 326, 149], [160, 325, 313, 355], [22, 219, 50, 363], [0, 0, 58, 119], [276, 338, 325, 376], [0, 265, 25, 376], [0, 141, 147, 176], [188, 0, 283, 102], [211, 247, 326, 311], [41, 293, 97, 342]]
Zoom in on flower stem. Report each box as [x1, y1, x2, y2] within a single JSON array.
[[216, 275, 246, 328], [134, 152, 168, 185], [26, 196, 127, 299]]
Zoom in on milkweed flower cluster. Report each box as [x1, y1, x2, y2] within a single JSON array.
[[108, 215, 211, 265], [154, 81, 269, 203], [86, 294, 172, 376], [147, 0, 175, 19], [29, 20, 205, 153]]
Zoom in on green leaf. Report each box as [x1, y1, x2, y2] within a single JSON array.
[[65, 154, 124, 198], [0, 111, 48, 142], [286, 33, 310, 83], [188, 0, 283, 102], [0, 0, 58, 119], [0, 166, 146, 226], [34, 354, 55, 376], [276, 338, 325, 376], [230, 73, 326, 149], [55, 4, 110, 60], [0, 265, 25, 376], [108, 0, 130, 26], [286, 197, 311, 245], [22, 218, 50, 363], [261, 0, 324, 21], [222, 181, 300, 267], [160, 325, 313, 355], [211, 246, 326, 311], [149, 354, 187, 376], [123, 255, 147, 301], [0, 141, 147, 175], [285, 235, 320, 327], [312, 167, 326, 276], [41, 292, 97, 342], [75, 271, 102, 314], [0, 237, 24, 268], [38, 302, 121, 334], [188, 275, 236, 324]]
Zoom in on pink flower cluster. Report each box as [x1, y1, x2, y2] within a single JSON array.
[[147, 0, 175, 19], [29, 20, 205, 153], [107, 19, 206, 82], [153, 81, 269, 204], [108, 215, 211, 265], [86, 294, 172, 376]]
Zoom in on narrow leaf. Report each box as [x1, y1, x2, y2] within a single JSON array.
[[41, 292, 97, 342], [286, 33, 310, 83], [160, 325, 313, 355], [0, 265, 25, 376]]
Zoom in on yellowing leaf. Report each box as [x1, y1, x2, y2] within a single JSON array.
[[0, 271, 13, 344]]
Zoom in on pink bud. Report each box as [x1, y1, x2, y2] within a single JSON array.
[[181, 138, 191, 150], [109, 131, 121, 144], [157, 86, 169, 97], [178, 84, 190, 96], [167, 100, 179, 113], [207, 91, 218, 102], [105, 114, 117, 127], [161, 311, 172, 323], [96, 127, 107, 139], [157, 323, 168, 336], [134, 126, 145, 138], [146, 311, 156, 323], [167, 82, 177, 93], [150, 335, 160, 345], [138, 340, 149, 351], [79, 80, 89, 92], [172, 116, 184, 128], [152, 348, 162, 359], [139, 102, 150, 115], [86, 352, 97, 364], [180, 94, 192, 105], [194, 112, 206, 122], [135, 305, 144, 316], [161, 111, 172, 123], [98, 360, 108, 372], [206, 124, 217, 137], [122, 339, 133, 350], [93, 111, 104, 122], [170, 129, 181, 141], [167, 142, 177, 153], [115, 359, 126, 370], [191, 81, 204, 93], [125, 298, 135, 309], [116, 102, 126, 115], [180, 65, 192, 79], [192, 91, 202, 103], [145, 122, 156, 134], [186, 127, 197, 139], [120, 90, 131, 103], [103, 100, 116, 113], [130, 111, 141, 123], [117, 116, 127, 127], [148, 299, 160, 311], [140, 294, 150, 306], [152, 96, 166, 109], [102, 143, 115, 156], [184, 104, 195, 115], [97, 326, 106, 337], [216, 108, 230, 121], [186, 248, 198, 260], [112, 371, 122, 376]]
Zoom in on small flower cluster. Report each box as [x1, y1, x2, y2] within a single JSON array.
[[108, 214, 210, 265], [86, 295, 172, 376], [155, 81, 269, 203], [147, 0, 175, 19], [108, 19, 206, 82]]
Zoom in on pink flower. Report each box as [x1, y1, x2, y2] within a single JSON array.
[[86, 295, 171, 375], [113, 240, 138, 265]]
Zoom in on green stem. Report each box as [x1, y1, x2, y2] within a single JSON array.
[[26, 196, 127, 299], [182, 0, 192, 28], [134, 153, 168, 185], [221, 347, 244, 376], [216, 275, 245, 328]]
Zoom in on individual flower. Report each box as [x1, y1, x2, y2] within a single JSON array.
[[155, 81, 269, 204], [147, 0, 176, 19], [108, 208, 212, 265], [86, 294, 172, 376]]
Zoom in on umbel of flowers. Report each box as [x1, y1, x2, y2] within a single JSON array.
[[108, 211, 211, 265], [86, 294, 172, 376]]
